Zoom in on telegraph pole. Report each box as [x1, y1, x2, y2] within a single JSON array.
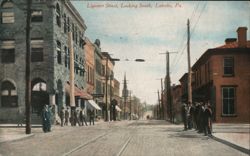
[[159, 51, 177, 122], [105, 57, 108, 121], [129, 90, 132, 120], [157, 90, 161, 120], [160, 78, 164, 119], [25, 0, 32, 134], [187, 19, 192, 104]]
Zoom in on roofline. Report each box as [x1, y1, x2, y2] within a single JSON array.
[[66, 1, 87, 30], [192, 47, 250, 70]]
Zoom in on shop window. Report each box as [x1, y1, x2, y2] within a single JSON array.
[[1, 80, 18, 107]]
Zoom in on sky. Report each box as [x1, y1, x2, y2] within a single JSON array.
[[72, 1, 250, 105]]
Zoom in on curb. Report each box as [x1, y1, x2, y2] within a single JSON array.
[[0, 134, 35, 144], [210, 135, 250, 155]]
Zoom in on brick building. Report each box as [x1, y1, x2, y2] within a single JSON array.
[[191, 27, 250, 123], [0, 0, 88, 122]]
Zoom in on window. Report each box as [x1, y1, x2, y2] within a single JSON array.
[[1, 12, 14, 23], [63, 14, 67, 33], [31, 39, 43, 62], [1, 40, 15, 63], [1, 1, 14, 8], [31, 10, 43, 22], [1, 1, 14, 24], [224, 57, 234, 76], [56, 3, 61, 27], [222, 87, 235, 115], [64, 46, 68, 68], [67, 17, 70, 32], [1, 80, 18, 107], [57, 41, 61, 64]]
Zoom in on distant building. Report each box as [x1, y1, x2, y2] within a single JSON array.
[[181, 27, 250, 123], [0, 0, 88, 122], [171, 84, 182, 123]]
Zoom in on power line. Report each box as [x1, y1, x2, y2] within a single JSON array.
[[171, 2, 207, 74]]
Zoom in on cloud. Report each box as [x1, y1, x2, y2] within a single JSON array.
[[72, 1, 250, 104]]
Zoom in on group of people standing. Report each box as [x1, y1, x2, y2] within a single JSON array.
[[41, 105, 96, 133], [181, 101, 213, 136], [59, 107, 95, 127]]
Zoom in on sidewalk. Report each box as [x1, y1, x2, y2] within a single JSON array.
[[211, 123, 250, 154], [0, 120, 106, 144]]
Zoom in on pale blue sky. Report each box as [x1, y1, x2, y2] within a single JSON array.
[[72, 1, 250, 104]]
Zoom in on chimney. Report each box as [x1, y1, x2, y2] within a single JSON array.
[[225, 38, 237, 44], [237, 27, 248, 48]]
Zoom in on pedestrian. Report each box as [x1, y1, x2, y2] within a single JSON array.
[[89, 110, 95, 125], [41, 105, 50, 132], [198, 102, 205, 133], [64, 107, 70, 126], [181, 103, 187, 130], [194, 102, 199, 130], [47, 105, 52, 132], [59, 107, 65, 127], [187, 102, 193, 129], [204, 102, 213, 136], [80, 108, 88, 126], [75, 109, 81, 126]]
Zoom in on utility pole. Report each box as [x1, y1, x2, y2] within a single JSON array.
[[109, 73, 113, 121], [105, 57, 108, 121], [129, 90, 132, 120], [25, 0, 32, 134], [157, 90, 161, 120], [159, 51, 177, 122], [160, 78, 164, 119], [187, 19, 192, 104]]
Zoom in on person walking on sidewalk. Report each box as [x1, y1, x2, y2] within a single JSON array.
[[89, 110, 95, 125], [80, 108, 88, 126], [204, 102, 212, 136], [59, 107, 65, 127], [181, 103, 188, 130], [64, 107, 70, 126], [42, 105, 51, 133]]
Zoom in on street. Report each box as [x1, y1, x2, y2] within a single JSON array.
[[0, 120, 248, 156]]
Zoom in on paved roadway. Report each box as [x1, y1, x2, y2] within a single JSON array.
[[0, 120, 247, 156]]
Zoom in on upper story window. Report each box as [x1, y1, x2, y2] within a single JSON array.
[[1, 40, 15, 63], [224, 57, 234, 76], [63, 14, 67, 33], [1, 1, 14, 24], [31, 10, 43, 22], [1, 80, 18, 107], [67, 17, 70, 32], [31, 39, 44, 62], [56, 3, 61, 27], [57, 41, 62, 64]]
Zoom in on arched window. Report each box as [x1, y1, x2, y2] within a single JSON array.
[[56, 3, 61, 27], [1, 0, 14, 24], [1, 80, 18, 107]]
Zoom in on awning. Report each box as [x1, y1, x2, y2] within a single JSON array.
[[115, 105, 122, 112], [65, 83, 92, 100], [86, 100, 101, 110]]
